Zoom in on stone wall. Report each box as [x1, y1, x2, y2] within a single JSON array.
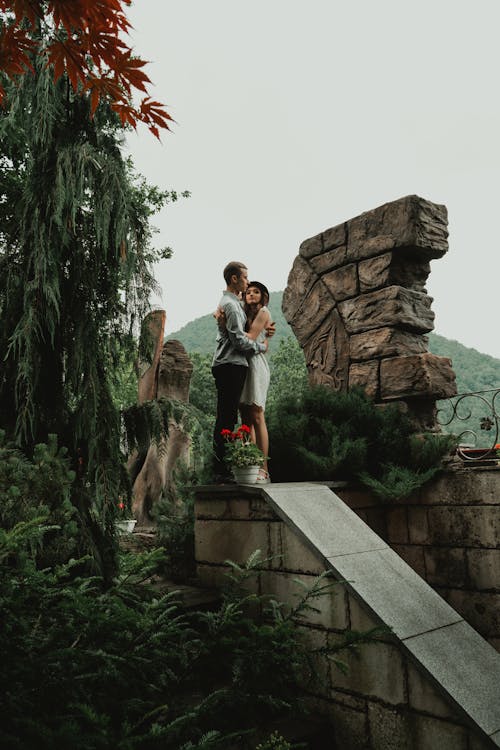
[[194, 483, 500, 750], [334, 466, 500, 651], [283, 195, 457, 429]]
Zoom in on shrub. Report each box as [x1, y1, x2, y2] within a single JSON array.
[[268, 386, 455, 500]]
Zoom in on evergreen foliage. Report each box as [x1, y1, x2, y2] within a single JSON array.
[[267, 386, 455, 499], [0, 61, 185, 563], [0, 516, 375, 749]]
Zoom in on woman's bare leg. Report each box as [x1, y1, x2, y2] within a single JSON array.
[[239, 404, 256, 444], [248, 404, 269, 473]]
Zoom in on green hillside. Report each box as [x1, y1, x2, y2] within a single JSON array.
[[166, 291, 500, 394]]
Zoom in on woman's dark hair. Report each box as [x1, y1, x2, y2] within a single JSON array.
[[246, 281, 269, 306]]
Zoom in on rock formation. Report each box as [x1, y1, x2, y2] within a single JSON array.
[[283, 195, 457, 429], [129, 311, 194, 527]]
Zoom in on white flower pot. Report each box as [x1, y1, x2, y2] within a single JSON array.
[[232, 465, 260, 484], [115, 519, 137, 534]]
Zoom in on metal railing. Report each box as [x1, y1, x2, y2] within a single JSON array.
[[437, 388, 500, 461]]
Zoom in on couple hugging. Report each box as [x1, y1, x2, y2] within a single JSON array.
[[211, 261, 275, 484]]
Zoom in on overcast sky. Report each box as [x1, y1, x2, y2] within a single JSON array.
[[126, 0, 500, 360]]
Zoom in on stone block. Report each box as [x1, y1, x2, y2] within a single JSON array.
[[295, 624, 331, 696], [363, 507, 387, 539], [368, 703, 467, 750], [309, 244, 348, 274], [299, 232, 323, 259], [423, 547, 467, 588], [445, 589, 500, 638], [380, 353, 457, 400], [426, 506, 500, 547], [322, 263, 359, 301], [348, 593, 383, 634], [407, 661, 459, 720], [392, 544, 426, 578], [329, 638, 406, 704], [328, 701, 369, 750], [275, 522, 326, 575], [282, 255, 318, 323], [349, 327, 428, 362], [322, 222, 348, 252], [467, 549, 500, 591], [359, 252, 431, 293], [196, 562, 230, 589], [335, 485, 379, 510], [349, 360, 380, 398], [338, 286, 435, 335], [417, 468, 500, 506], [259, 570, 349, 630], [347, 195, 448, 262], [194, 496, 275, 521], [386, 507, 409, 544], [194, 519, 273, 565], [303, 307, 350, 391], [408, 507, 430, 544], [286, 278, 336, 344]]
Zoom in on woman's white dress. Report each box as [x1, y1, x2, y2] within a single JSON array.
[[240, 307, 271, 410]]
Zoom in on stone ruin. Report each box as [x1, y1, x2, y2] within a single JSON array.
[[128, 310, 193, 527], [283, 195, 457, 429]]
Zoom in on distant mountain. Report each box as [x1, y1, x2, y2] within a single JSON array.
[[166, 291, 500, 394]]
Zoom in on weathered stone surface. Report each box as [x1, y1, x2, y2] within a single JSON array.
[[157, 339, 193, 402], [466, 549, 500, 591], [331, 639, 406, 704], [347, 195, 448, 262], [338, 286, 435, 334], [380, 353, 457, 400], [322, 263, 359, 301], [368, 703, 468, 750], [349, 360, 380, 399], [350, 327, 428, 361], [298, 232, 323, 259], [286, 278, 336, 344], [322, 222, 347, 251], [130, 320, 194, 527], [137, 310, 166, 403], [359, 252, 431, 292], [309, 245, 348, 274], [303, 307, 350, 391], [423, 547, 467, 588], [282, 255, 319, 325]]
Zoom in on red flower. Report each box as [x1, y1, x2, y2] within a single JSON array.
[[237, 424, 251, 434], [117, 501, 125, 511], [221, 429, 232, 437]]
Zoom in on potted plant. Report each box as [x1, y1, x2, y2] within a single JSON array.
[[222, 424, 266, 484], [115, 497, 137, 535]]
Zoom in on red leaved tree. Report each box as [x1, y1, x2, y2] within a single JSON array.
[[0, 0, 172, 137]]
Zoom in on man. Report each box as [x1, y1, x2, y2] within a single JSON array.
[[211, 261, 270, 481]]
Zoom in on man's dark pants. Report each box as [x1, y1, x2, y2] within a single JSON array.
[[212, 363, 247, 476]]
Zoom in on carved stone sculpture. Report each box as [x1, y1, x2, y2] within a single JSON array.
[[283, 195, 457, 428], [129, 311, 193, 527]]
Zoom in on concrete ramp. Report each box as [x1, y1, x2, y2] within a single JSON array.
[[264, 483, 500, 748], [195, 482, 500, 749]]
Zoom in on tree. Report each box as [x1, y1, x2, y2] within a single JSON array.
[[0, 0, 172, 137], [0, 61, 180, 574]]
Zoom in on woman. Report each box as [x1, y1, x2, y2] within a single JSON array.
[[239, 281, 272, 484]]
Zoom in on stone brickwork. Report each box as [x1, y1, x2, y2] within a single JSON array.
[[283, 195, 457, 428], [335, 466, 500, 652], [194, 483, 500, 750]]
